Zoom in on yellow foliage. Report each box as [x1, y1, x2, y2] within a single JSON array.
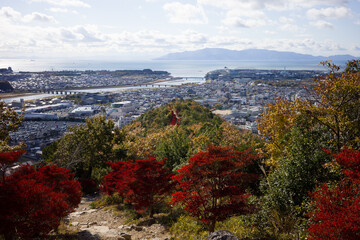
[[257, 97, 309, 167], [258, 60, 360, 167]]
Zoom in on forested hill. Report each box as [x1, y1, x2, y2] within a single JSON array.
[[136, 99, 222, 131], [122, 99, 259, 169]]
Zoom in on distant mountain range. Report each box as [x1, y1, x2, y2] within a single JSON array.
[[155, 48, 357, 62]]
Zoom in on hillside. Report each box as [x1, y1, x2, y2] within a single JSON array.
[[122, 99, 258, 168], [156, 48, 356, 61], [135, 99, 222, 131]]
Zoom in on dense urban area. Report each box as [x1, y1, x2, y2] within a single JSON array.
[[1, 67, 321, 161]]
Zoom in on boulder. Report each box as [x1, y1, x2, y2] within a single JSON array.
[[119, 233, 132, 240], [206, 230, 238, 240]]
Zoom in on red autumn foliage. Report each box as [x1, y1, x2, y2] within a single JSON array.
[[170, 145, 259, 232], [308, 148, 360, 240], [102, 157, 174, 216], [0, 150, 26, 165], [102, 161, 133, 196], [0, 162, 81, 239], [334, 147, 360, 181], [0, 150, 26, 180]]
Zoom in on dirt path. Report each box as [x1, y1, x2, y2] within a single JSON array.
[[65, 196, 171, 240]]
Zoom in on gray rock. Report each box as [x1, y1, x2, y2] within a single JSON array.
[[86, 209, 97, 214], [120, 233, 132, 240], [91, 225, 110, 233], [130, 225, 143, 231], [102, 229, 119, 237], [206, 230, 238, 240], [69, 211, 85, 217], [118, 225, 133, 231]]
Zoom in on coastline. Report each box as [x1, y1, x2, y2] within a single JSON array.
[[0, 77, 183, 101]]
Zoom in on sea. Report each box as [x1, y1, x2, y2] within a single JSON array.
[[0, 59, 345, 77]]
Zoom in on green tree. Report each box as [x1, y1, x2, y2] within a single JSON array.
[[0, 102, 24, 151], [258, 123, 339, 238], [154, 126, 192, 170], [46, 115, 122, 182]]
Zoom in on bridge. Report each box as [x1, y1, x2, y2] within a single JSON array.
[[177, 77, 204, 80], [29, 90, 83, 95]]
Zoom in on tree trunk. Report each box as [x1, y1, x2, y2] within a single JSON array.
[[4, 231, 15, 240], [208, 219, 216, 233], [150, 206, 154, 218]]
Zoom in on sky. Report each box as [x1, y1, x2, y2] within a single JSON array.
[[1, 0, 360, 60]]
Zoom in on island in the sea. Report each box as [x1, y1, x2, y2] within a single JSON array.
[[156, 48, 356, 62]]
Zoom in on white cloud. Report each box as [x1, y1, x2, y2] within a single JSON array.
[[221, 8, 267, 28], [251, 38, 347, 56], [276, 17, 304, 33], [307, 7, 350, 19], [279, 17, 294, 23], [61, 28, 79, 41], [163, 2, 208, 24], [29, 0, 90, 8], [198, 0, 350, 30], [280, 23, 300, 32], [49, 7, 68, 13], [49, 7, 78, 14], [0, 7, 22, 22], [311, 20, 334, 29], [199, 0, 348, 11], [24, 12, 57, 23], [223, 17, 266, 28], [75, 26, 104, 42], [0, 7, 57, 24]]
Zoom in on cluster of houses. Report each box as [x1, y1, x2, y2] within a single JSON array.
[[6, 69, 171, 91]]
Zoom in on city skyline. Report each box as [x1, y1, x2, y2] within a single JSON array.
[[1, 0, 360, 60]]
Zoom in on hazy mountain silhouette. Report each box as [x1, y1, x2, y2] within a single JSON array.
[[156, 48, 356, 61]]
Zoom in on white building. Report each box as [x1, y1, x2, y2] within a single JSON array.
[[70, 106, 97, 117]]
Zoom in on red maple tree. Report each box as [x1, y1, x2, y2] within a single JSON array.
[[308, 148, 360, 240], [170, 145, 259, 232], [102, 160, 133, 197], [0, 153, 81, 239], [0, 150, 26, 180], [102, 157, 174, 216]]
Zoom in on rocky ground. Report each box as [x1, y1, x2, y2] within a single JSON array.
[[64, 196, 171, 240]]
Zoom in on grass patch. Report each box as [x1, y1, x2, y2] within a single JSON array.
[[89, 193, 123, 209]]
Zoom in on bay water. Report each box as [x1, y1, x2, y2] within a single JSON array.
[[0, 59, 340, 77]]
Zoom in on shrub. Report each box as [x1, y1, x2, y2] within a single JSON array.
[[169, 215, 208, 240], [170, 145, 259, 232], [308, 148, 360, 240], [102, 157, 174, 217], [0, 160, 81, 239]]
